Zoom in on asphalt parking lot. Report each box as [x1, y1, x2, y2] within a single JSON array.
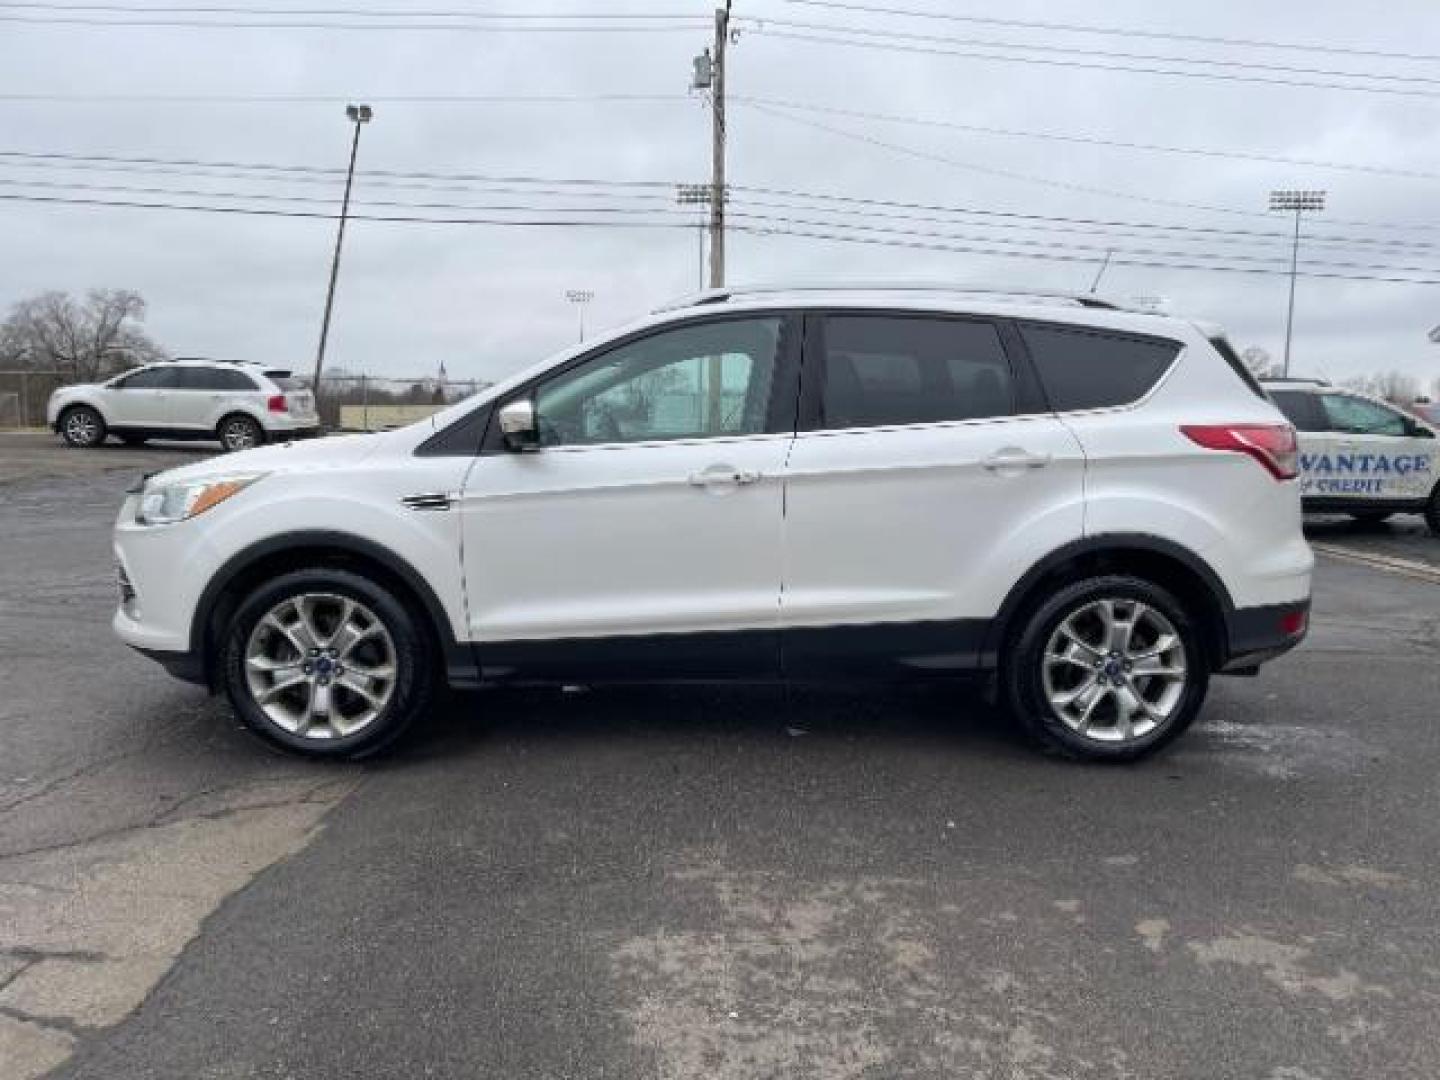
[[2, 432, 1439, 1079]]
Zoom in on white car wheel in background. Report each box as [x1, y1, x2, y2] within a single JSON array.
[[60, 405, 106, 448]]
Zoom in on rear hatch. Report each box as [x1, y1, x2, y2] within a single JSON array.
[[267, 372, 315, 419]]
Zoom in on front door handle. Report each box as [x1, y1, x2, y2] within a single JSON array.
[[688, 465, 762, 488], [982, 448, 1052, 473]]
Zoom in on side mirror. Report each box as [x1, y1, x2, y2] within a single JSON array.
[[498, 398, 539, 452]]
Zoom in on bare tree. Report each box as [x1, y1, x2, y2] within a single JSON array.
[[1240, 346, 1280, 378], [1343, 369, 1419, 405], [2, 289, 167, 381]]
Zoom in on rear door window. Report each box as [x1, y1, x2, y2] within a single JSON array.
[[178, 367, 258, 391], [1018, 323, 1180, 412], [115, 366, 181, 390], [817, 315, 1014, 429]]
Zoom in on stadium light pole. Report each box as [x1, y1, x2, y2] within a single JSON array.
[[566, 289, 594, 342], [312, 103, 373, 404], [1269, 189, 1326, 377]]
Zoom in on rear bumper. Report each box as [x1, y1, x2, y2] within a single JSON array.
[[1220, 598, 1310, 672]]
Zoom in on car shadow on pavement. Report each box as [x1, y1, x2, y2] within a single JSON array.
[[380, 681, 1057, 769]]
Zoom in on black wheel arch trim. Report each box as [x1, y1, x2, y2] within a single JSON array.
[[983, 533, 1237, 668], [188, 530, 477, 688]]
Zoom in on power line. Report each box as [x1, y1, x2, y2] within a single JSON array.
[[0, 11, 704, 30], [0, 91, 687, 104], [783, 0, 1440, 65], [759, 17, 1440, 89], [737, 96, 1440, 184], [6, 186, 1440, 285], [0, 3, 704, 17], [754, 28, 1440, 100], [730, 222, 1440, 287], [742, 99, 1273, 220], [0, 190, 707, 226], [7, 147, 1440, 244], [724, 210, 1440, 276]]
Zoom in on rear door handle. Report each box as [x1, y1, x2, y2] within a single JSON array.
[[688, 465, 762, 487], [982, 448, 1052, 472]]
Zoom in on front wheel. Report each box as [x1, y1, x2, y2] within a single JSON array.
[[60, 405, 106, 447], [1426, 487, 1440, 536], [1002, 575, 1209, 761], [218, 414, 264, 452], [221, 568, 435, 759]]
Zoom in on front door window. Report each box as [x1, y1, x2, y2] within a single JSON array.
[[532, 317, 782, 447]]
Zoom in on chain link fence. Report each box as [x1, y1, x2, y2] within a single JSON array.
[[0, 371, 72, 429], [316, 376, 490, 431], [0, 370, 491, 433]]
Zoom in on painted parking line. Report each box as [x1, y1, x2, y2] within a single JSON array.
[[1311, 542, 1440, 586]]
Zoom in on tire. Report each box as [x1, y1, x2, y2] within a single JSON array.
[[1426, 486, 1440, 536], [1001, 574, 1210, 762], [1347, 510, 1393, 524], [218, 413, 264, 453], [221, 568, 436, 759], [59, 405, 106, 448]]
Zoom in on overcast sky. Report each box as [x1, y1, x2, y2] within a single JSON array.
[[2, 0, 1438, 387]]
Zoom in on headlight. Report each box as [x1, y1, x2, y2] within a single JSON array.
[[136, 474, 264, 526]]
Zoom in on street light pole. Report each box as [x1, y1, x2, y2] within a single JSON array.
[[312, 103, 372, 404], [565, 289, 594, 342], [1268, 189, 1326, 377]]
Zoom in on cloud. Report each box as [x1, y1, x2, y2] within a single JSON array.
[[1, 0, 1438, 385]]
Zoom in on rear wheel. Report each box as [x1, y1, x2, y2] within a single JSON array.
[[221, 568, 435, 759], [218, 413, 264, 452], [59, 405, 106, 448], [1347, 510, 1393, 524], [1002, 575, 1209, 762]]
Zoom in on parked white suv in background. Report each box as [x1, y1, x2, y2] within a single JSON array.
[[1263, 377, 1440, 533], [48, 359, 319, 452], [111, 284, 1312, 762]]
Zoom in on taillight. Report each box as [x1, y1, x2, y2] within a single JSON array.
[[267, 394, 288, 413], [1180, 423, 1298, 481]]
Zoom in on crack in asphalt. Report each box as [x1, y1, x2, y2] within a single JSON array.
[[0, 1003, 97, 1039], [0, 787, 351, 864]]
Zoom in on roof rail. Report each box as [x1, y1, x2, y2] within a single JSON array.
[[1258, 375, 1330, 387], [653, 281, 1127, 314]]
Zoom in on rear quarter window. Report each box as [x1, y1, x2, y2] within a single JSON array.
[[1018, 323, 1180, 412], [1267, 390, 1327, 433]]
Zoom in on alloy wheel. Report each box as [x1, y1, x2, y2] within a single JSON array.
[[243, 592, 398, 740], [222, 418, 259, 451], [64, 410, 99, 446], [1040, 598, 1188, 744]]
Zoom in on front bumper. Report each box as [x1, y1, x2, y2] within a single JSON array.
[[1220, 598, 1310, 672]]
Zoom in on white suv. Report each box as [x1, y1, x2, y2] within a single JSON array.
[[1263, 377, 1440, 533], [111, 285, 1313, 761], [48, 359, 319, 452]]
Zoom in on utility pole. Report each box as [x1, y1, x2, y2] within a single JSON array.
[[1268, 189, 1326, 377], [312, 103, 372, 407], [708, 1, 731, 290], [688, 4, 732, 431]]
